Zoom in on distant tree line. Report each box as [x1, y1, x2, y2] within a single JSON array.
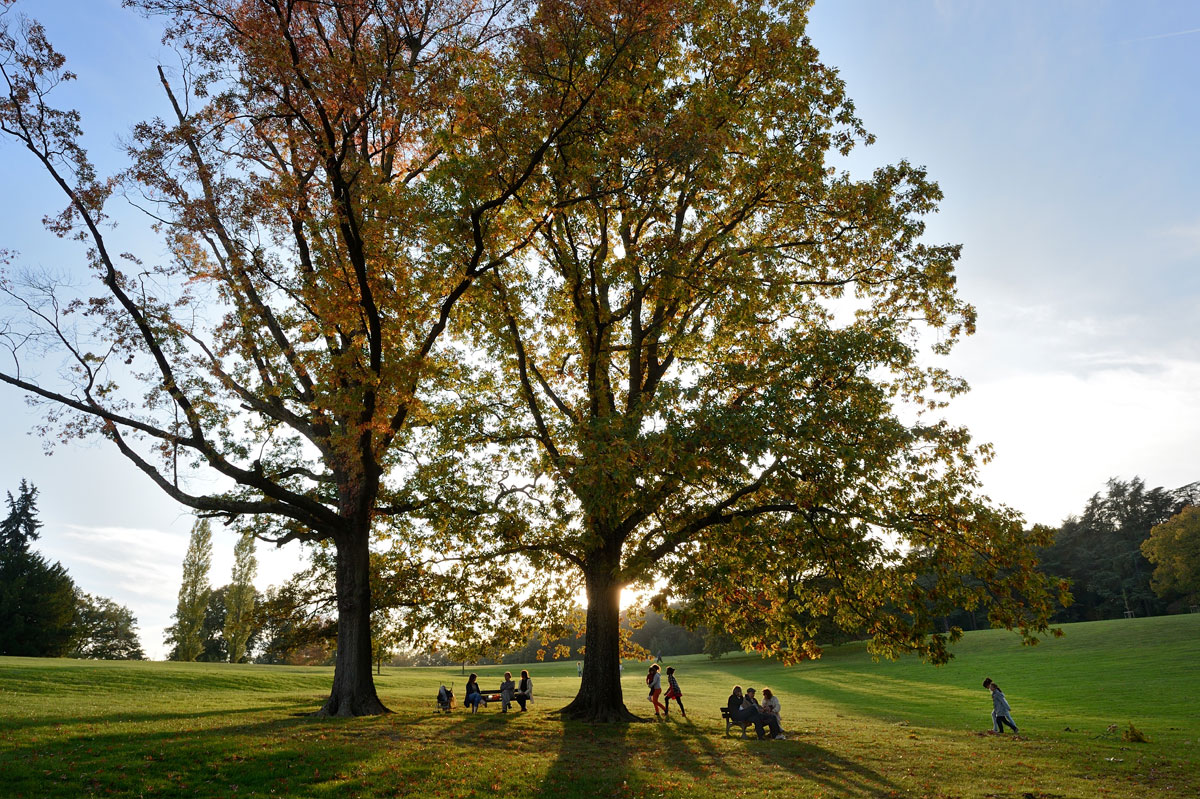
[[930, 477, 1200, 633], [1037, 477, 1199, 621], [482, 609, 739, 666], [0, 480, 145, 659]]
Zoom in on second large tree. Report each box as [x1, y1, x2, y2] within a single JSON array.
[[469, 0, 1061, 721]]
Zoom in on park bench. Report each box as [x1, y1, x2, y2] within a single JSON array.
[[474, 688, 533, 709], [720, 707, 752, 738]]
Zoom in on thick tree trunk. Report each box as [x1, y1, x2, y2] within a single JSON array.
[[560, 566, 640, 723], [315, 530, 389, 716]]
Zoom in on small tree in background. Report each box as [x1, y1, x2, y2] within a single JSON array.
[[1142, 505, 1200, 606], [224, 531, 258, 663], [71, 592, 145, 660], [254, 580, 337, 666], [166, 518, 212, 661]]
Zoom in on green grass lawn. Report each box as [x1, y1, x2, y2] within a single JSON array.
[[2, 614, 1198, 798]]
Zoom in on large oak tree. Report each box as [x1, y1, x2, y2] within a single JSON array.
[[468, 0, 1064, 721], [0, 0, 666, 714]]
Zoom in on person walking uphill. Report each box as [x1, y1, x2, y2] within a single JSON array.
[[663, 666, 686, 718], [983, 678, 1018, 734], [647, 664, 667, 719]]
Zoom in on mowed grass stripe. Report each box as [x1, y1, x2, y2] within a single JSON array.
[[1, 614, 1197, 798]]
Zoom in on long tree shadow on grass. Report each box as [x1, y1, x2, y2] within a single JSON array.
[[0, 698, 310, 733], [0, 713, 393, 799], [740, 734, 902, 797], [536, 713, 900, 798], [538, 718, 638, 796]]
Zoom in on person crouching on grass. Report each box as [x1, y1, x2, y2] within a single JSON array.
[[983, 678, 1018, 734]]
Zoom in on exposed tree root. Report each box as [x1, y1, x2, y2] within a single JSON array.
[[312, 694, 392, 717], [558, 697, 642, 724]]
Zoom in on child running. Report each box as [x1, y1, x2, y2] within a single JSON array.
[[663, 666, 686, 718]]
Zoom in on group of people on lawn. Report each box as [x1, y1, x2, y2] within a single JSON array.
[[461, 669, 534, 713], [646, 662, 787, 740], [444, 664, 1017, 741], [725, 685, 787, 740]]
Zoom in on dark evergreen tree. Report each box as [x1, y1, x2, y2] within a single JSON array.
[[0, 549, 77, 656], [0, 480, 77, 656], [0, 479, 42, 554]]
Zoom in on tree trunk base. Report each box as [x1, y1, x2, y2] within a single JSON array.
[[312, 693, 391, 717], [558, 695, 643, 723]]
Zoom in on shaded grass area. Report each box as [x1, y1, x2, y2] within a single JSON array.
[[1, 615, 1198, 798]]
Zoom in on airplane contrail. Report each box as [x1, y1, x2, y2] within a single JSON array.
[[1123, 27, 1200, 43]]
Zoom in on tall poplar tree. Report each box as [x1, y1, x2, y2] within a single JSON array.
[[224, 531, 257, 663], [167, 518, 212, 662]]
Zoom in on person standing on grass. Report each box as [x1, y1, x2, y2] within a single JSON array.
[[499, 671, 515, 713], [663, 666, 686, 718], [983, 678, 1018, 734], [647, 663, 667, 718], [514, 670, 533, 711], [465, 673, 484, 713]]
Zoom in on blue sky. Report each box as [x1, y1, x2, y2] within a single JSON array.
[[1, 1, 1198, 658]]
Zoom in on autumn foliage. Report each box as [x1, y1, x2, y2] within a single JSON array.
[[1, 0, 1062, 720]]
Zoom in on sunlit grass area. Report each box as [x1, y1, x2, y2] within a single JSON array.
[[2, 614, 1198, 798]]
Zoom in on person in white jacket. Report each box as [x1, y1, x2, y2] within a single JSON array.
[[983, 678, 1018, 733]]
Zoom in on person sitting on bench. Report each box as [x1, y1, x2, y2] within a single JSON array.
[[514, 670, 533, 711], [465, 673, 484, 713], [500, 671, 516, 713]]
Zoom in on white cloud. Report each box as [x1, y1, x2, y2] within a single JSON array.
[[1166, 219, 1200, 256], [948, 357, 1200, 525], [38, 522, 309, 661]]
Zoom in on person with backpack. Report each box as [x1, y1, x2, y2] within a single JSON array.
[[646, 663, 667, 719]]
